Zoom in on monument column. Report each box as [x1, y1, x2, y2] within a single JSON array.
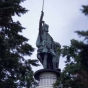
[[34, 69, 60, 88], [34, 10, 61, 88]]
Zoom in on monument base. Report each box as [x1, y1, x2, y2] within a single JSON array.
[[34, 69, 60, 88]]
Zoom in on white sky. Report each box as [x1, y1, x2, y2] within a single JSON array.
[[14, 0, 88, 72]]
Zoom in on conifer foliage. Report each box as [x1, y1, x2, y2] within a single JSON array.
[[54, 5, 88, 88], [0, 0, 38, 88]]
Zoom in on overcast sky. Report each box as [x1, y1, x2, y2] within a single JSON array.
[[14, 0, 88, 71]]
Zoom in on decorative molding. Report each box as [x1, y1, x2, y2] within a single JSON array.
[[37, 72, 57, 88]]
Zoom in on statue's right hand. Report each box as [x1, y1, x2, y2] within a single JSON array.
[[41, 11, 44, 16]]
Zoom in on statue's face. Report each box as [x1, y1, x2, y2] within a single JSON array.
[[43, 23, 49, 32]]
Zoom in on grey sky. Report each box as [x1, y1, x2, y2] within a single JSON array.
[[14, 0, 88, 71]]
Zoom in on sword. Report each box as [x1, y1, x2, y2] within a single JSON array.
[[42, 0, 44, 12]]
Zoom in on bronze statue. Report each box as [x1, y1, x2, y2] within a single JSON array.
[[36, 11, 61, 69]]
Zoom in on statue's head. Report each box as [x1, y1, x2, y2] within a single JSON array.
[[43, 23, 49, 32]]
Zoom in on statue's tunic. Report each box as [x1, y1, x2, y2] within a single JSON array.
[[36, 30, 54, 54]]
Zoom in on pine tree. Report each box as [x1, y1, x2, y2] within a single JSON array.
[[54, 5, 88, 88], [0, 0, 38, 88]]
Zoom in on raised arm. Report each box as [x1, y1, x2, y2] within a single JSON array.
[[39, 11, 44, 32]]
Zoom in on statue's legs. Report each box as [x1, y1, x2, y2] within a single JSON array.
[[43, 53, 48, 69]]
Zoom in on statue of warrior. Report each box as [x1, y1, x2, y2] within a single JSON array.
[[36, 11, 61, 69]]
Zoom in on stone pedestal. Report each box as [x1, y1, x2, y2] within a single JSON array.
[[34, 69, 60, 88]]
